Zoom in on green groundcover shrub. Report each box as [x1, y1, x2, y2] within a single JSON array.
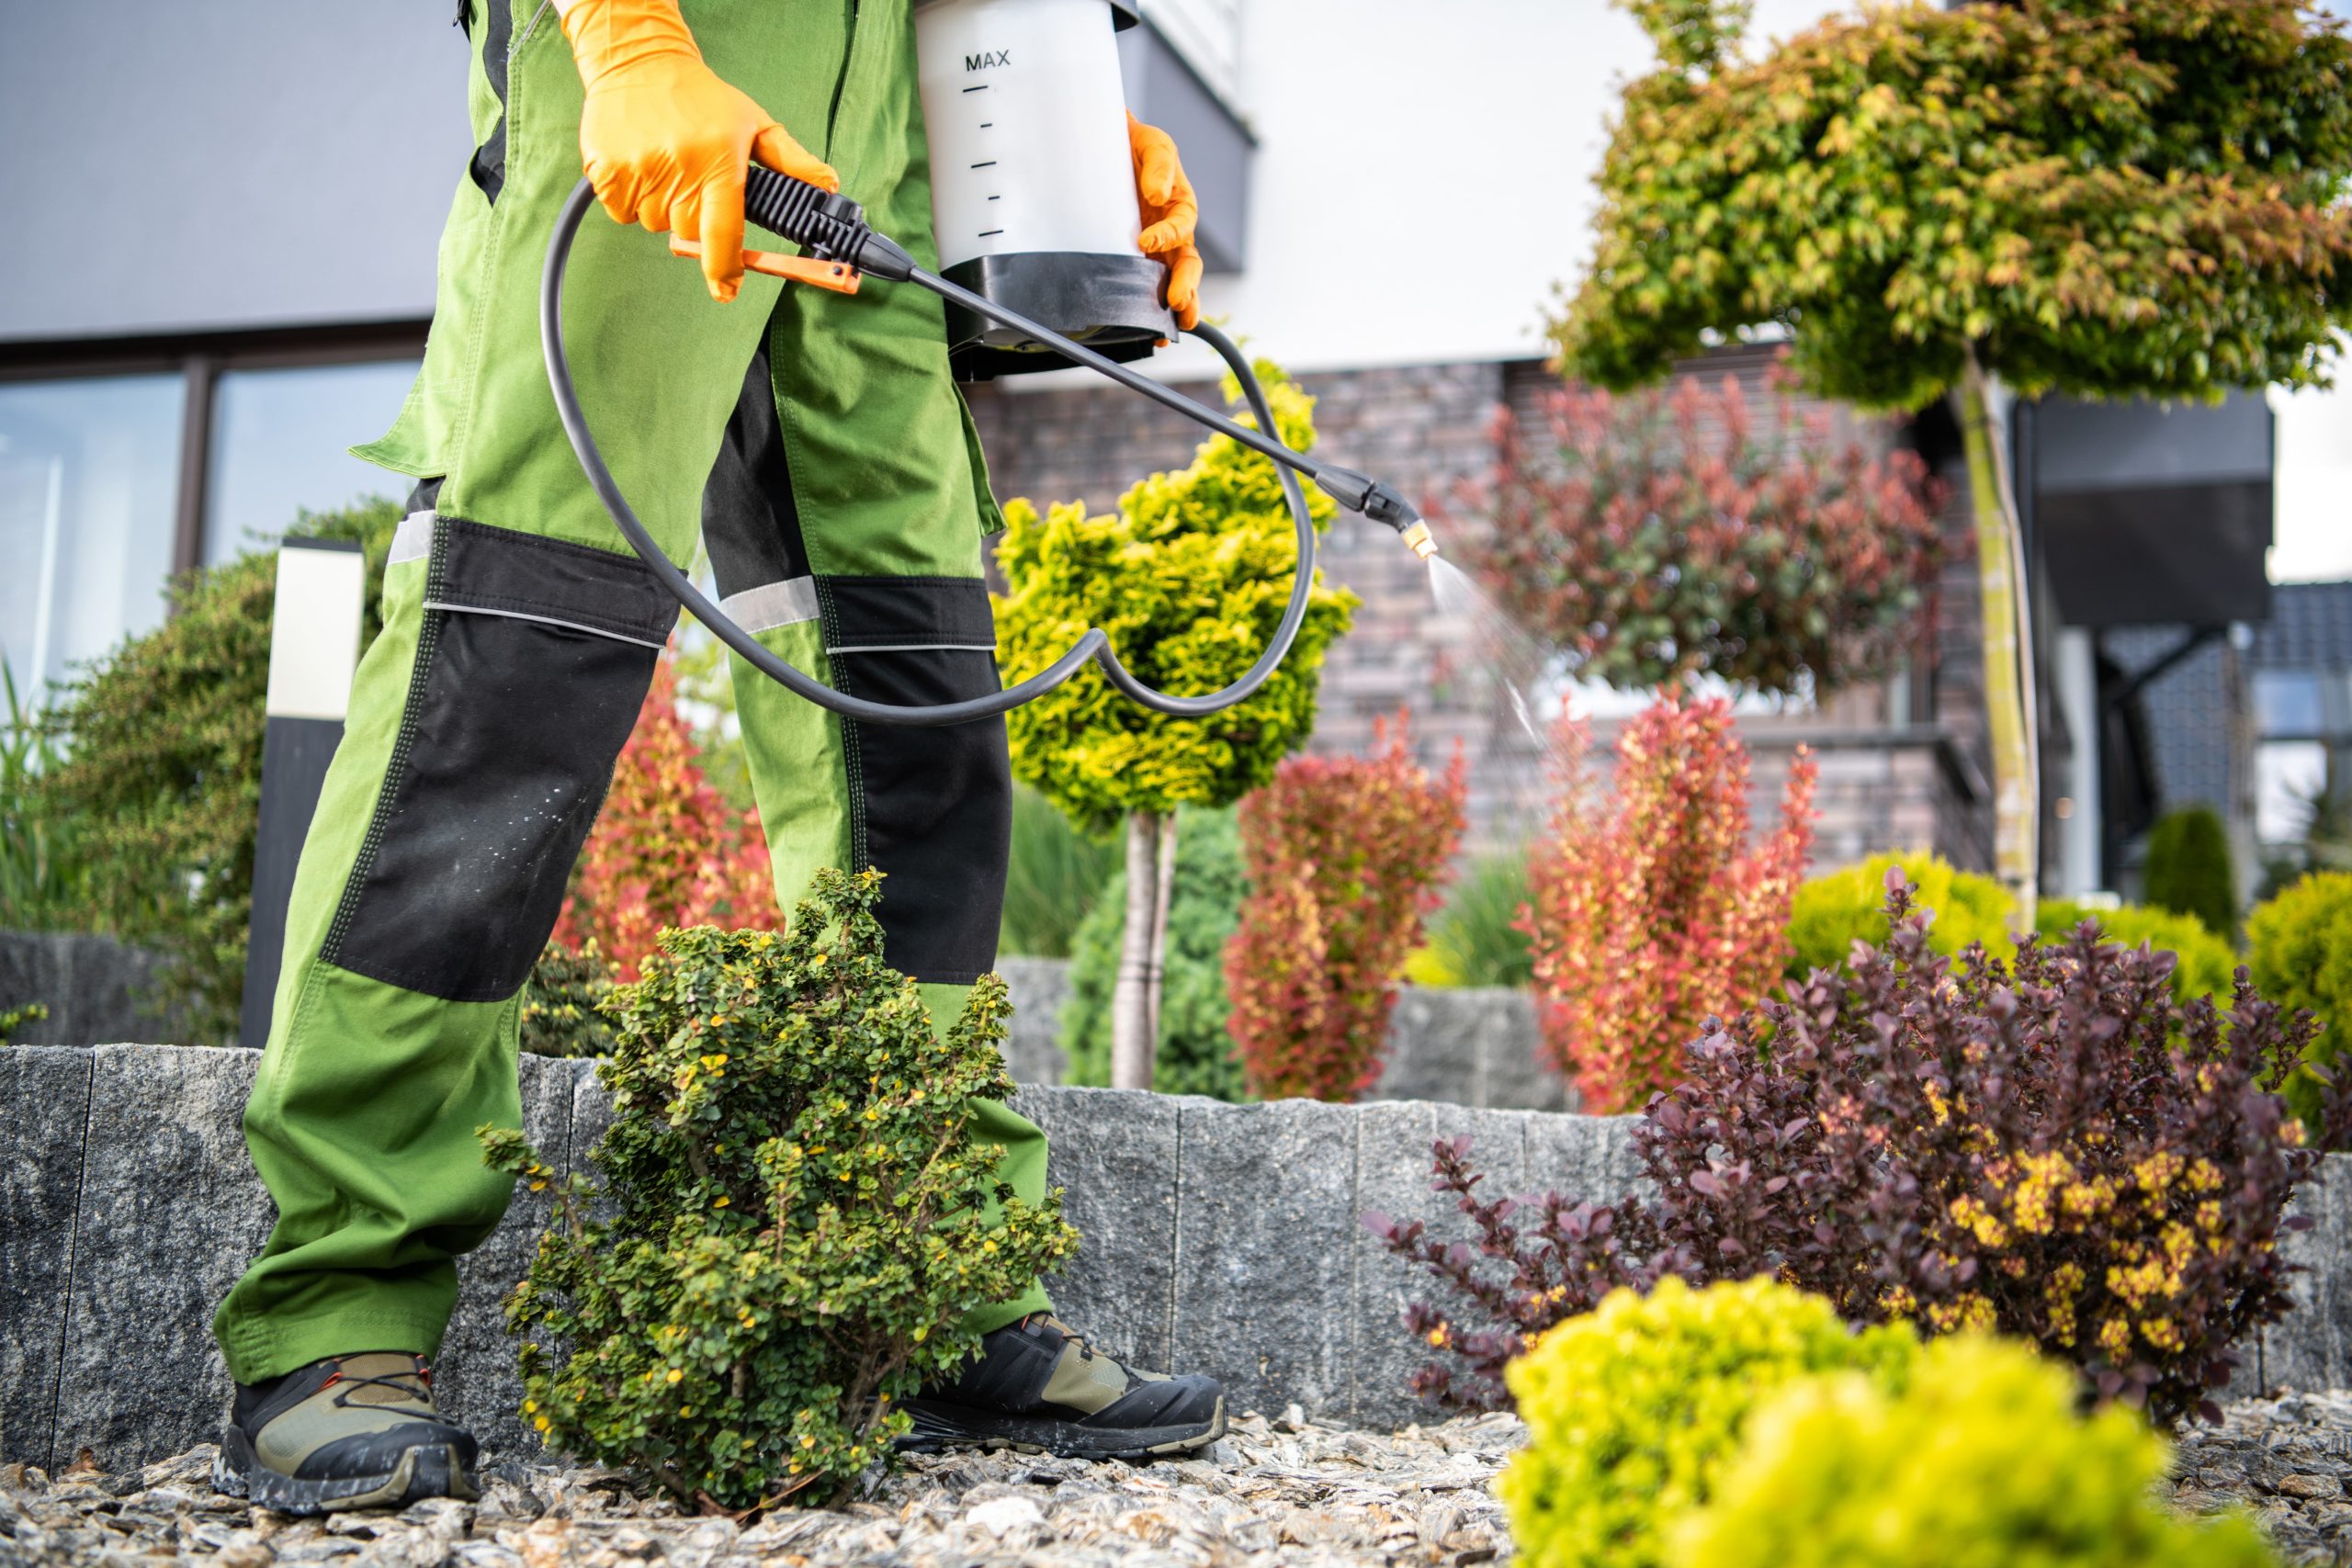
[[1061, 805, 1248, 1100], [25, 501, 400, 1042], [998, 782, 1119, 960], [2144, 805, 2239, 943], [2038, 898, 2236, 1009], [1783, 851, 2010, 981], [1498, 1277, 1921, 1568], [1675, 1335, 2275, 1568], [482, 868, 1076, 1511], [2248, 870, 2352, 1127]]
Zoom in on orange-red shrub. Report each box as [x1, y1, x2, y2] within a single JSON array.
[[1227, 715, 1467, 1101], [554, 660, 773, 978], [1523, 694, 1814, 1111]]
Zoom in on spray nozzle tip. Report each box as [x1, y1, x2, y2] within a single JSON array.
[[1400, 520, 1441, 561]]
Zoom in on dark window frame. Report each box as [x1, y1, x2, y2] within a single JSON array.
[[0, 320, 429, 575]]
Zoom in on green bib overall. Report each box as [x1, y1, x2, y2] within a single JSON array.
[[213, 0, 1051, 1385]]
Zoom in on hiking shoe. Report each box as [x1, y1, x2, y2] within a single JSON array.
[[902, 1314, 1225, 1461], [212, 1352, 480, 1514]]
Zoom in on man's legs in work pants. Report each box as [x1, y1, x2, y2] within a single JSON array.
[[211, 0, 1048, 1394]]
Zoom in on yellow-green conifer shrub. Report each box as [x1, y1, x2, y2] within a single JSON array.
[[992, 363, 1356, 835], [2037, 899, 2236, 1010], [1672, 1336, 2276, 1568], [1498, 1277, 1921, 1568], [2248, 869, 2352, 1132], [1784, 851, 2011, 980]]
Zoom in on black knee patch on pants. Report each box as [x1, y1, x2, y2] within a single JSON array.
[[322, 518, 676, 1003], [822, 578, 1012, 987], [704, 348, 1012, 987]]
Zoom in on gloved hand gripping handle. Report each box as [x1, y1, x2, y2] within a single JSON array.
[[545, 171, 1423, 728]]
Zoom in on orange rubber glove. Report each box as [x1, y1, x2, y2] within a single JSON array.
[[1128, 112, 1203, 331], [560, 0, 839, 303]]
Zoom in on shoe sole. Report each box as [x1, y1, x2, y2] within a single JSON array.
[[212, 1428, 480, 1516], [898, 1394, 1226, 1461]]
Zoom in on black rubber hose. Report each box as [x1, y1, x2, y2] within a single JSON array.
[[540, 175, 1319, 728]]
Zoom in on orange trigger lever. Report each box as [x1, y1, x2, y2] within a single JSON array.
[[669, 237, 861, 295]]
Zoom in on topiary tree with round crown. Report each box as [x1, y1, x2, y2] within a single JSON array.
[[993, 362, 1355, 1089], [1553, 0, 2352, 923]]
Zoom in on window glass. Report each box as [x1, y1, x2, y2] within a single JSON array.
[[0, 376, 185, 700], [204, 361, 420, 565], [2255, 669, 2325, 738], [2256, 739, 2330, 843]]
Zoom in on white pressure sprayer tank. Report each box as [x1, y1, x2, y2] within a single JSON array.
[[914, 0, 1175, 379]]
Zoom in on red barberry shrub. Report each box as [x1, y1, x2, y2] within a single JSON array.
[[1227, 715, 1469, 1100], [1373, 873, 2323, 1427], [1522, 694, 1815, 1111], [1460, 367, 1947, 696], [555, 660, 774, 978]]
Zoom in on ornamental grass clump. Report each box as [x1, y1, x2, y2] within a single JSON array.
[[1377, 873, 2320, 1427], [1673, 1335, 2276, 1568], [1498, 1277, 1920, 1568], [481, 868, 1076, 1512]]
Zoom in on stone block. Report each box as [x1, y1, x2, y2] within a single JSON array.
[[1477, 998, 1570, 1114], [2269, 1155, 2352, 1394], [1012, 1087, 1180, 1374], [1348, 1100, 1530, 1429], [52, 1044, 270, 1471], [567, 1055, 616, 1183], [0, 931, 187, 1048], [1522, 1111, 1647, 1207], [1169, 1097, 1360, 1422], [1366, 988, 1566, 1113], [429, 1054, 586, 1462], [1, 1047, 94, 1466], [995, 959, 1071, 1086]]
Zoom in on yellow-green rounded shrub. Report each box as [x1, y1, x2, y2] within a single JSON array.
[[1673, 1335, 2276, 1568], [1499, 1277, 1920, 1568], [2037, 898, 2236, 1009], [1784, 851, 2012, 980]]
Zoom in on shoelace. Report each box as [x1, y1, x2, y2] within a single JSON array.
[[322, 1359, 437, 1414], [1023, 1313, 1101, 1365]]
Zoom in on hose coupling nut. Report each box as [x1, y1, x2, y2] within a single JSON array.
[[1399, 520, 1441, 560]]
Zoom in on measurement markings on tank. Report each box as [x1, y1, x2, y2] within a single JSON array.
[[965, 50, 1012, 70], [978, 229, 1004, 237], [971, 161, 997, 168], [962, 84, 989, 93]]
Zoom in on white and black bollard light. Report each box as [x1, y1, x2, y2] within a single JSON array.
[[239, 536, 367, 1049]]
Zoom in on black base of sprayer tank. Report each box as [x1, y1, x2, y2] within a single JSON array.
[[942, 252, 1174, 381]]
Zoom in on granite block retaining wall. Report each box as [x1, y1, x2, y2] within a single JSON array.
[[6, 1044, 2346, 1476], [5, 938, 1555, 1112]]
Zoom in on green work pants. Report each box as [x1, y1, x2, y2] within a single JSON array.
[[212, 0, 1049, 1386]]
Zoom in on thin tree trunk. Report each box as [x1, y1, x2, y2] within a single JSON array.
[[1145, 811, 1180, 1051], [1955, 349, 2041, 928], [1111, 811, 1165, 1090]]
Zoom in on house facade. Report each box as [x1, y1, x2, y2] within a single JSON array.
[[2, 0, 2334, 902]]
